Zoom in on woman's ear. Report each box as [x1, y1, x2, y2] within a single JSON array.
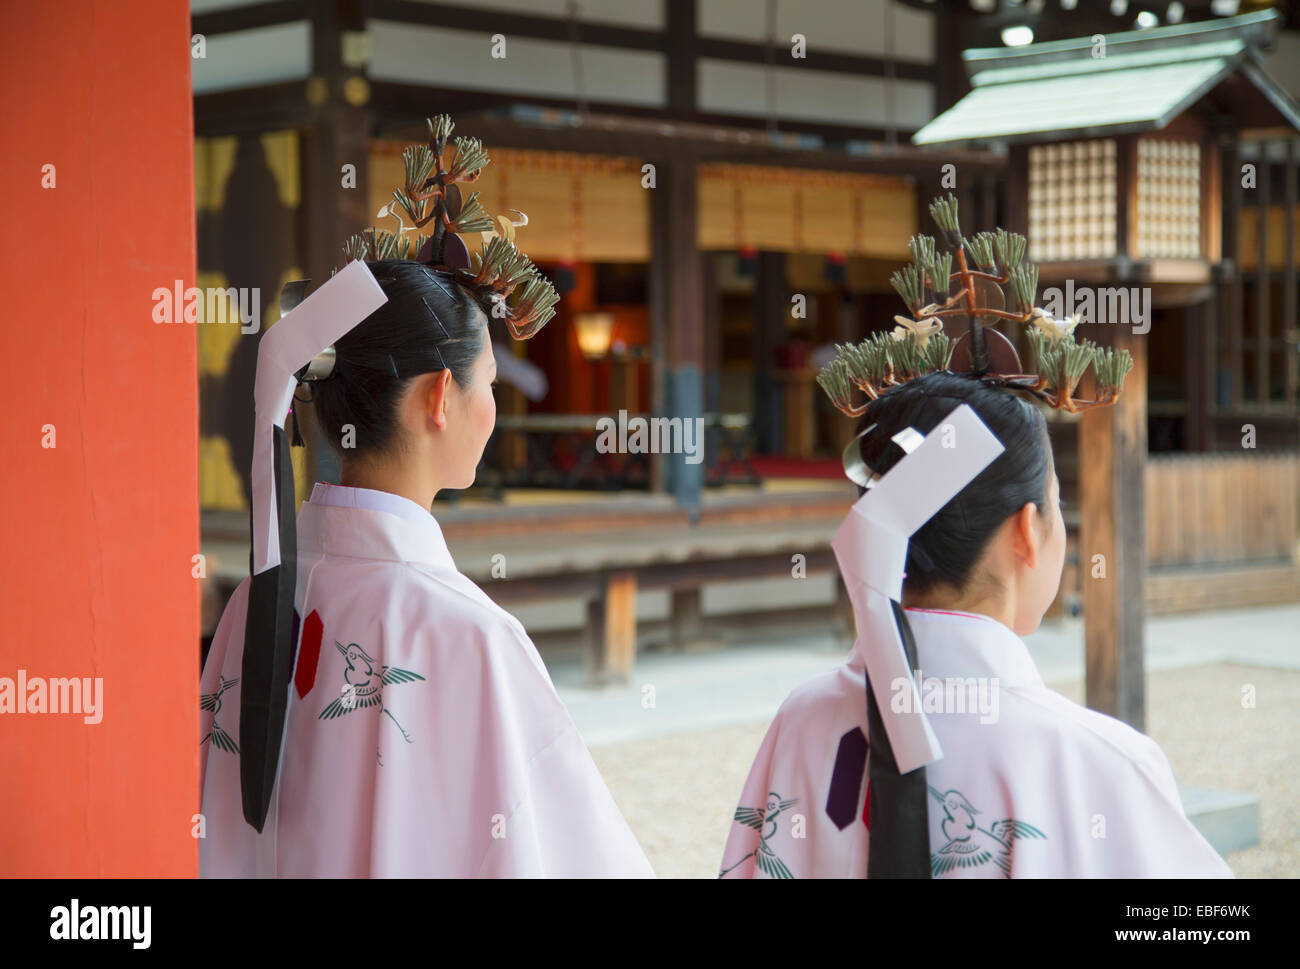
[[1012, 502, 1040, 570], [423, 369, 453, 430]]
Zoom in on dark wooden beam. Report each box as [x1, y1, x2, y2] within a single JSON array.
[[367, 82, 933, 158], [192, 2, 955, 154], [371, 0, 664, 50], [194, 82, 309, 136], [199, 78, 996, 179], [368, 0, 931, 81], [694, 36, 931, 83], [191, 0, 310, 36]]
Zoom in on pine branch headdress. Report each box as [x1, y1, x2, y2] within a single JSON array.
[[331, 113, 559, 340], [816, 193, 1133, 418], [821, 199, 1138, 874], [242, 118, 562, 834]]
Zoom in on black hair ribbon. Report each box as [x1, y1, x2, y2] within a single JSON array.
[[239, 423, 300, 832], [863, 600, 932, 878]]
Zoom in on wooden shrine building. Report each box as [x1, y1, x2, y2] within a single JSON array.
[[913, 8, 1300, 723]]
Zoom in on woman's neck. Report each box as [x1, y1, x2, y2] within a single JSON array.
[[339, 459, 437, 511], [903, 584, 1015, 629]]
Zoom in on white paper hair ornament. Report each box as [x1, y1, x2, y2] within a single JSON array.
[[831, 402, 1004, 774], [241, 260, 388, 833]]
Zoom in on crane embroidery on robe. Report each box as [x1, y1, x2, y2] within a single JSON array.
[[929, 786, 1046, 876], [720, 792, 799, 879], [200, 675, 240, 754], [318, 641, 426, 762]]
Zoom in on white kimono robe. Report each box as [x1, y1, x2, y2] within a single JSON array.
[[200, 484, 652, 877], [720, 607, 1232, 878]]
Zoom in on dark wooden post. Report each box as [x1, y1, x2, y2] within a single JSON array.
[[753, 251, 787, 454], [648, 0, 699, 495], [1080, 325, 1148, 729], [1222, 138, 1243, 411], [1190, 128, 1222, 451], [1284, 138, 1297, 407], [703, 250, 722, 418], [303, 0, 371, 483], [649, 164, 670, 493], [1075, 133, 1147, 728], [1257, 142, 1271, 404], [665, 0, 697, 119], [302, 0, 371, 293], [1115, 134, 1136, 266], [931, 0, 976, 115], [1185, 297, 1213, 452], [664, 159, 705, 513], [979, 174, 999, 232], [584, 595, 604, 682], [670, 586, 704, 647], [1005, 145, 1029, 236]]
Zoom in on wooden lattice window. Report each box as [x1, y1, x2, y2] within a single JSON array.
[[1028, 139, 1118, 262], [1135, 138, 1201, 259]]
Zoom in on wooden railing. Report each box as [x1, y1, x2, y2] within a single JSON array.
[[1145, 452, 1299, 568]]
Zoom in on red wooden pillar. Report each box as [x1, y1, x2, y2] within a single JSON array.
[[0, 0, 199, 875]]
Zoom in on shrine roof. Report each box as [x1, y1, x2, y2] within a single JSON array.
[[913, 10, 1300, 146]]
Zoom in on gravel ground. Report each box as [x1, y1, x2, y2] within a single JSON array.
[[588, 662, 1298, 878]]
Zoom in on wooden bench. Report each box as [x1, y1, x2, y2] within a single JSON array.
[[442, 492, 855, 683]]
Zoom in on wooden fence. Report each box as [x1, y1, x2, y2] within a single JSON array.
[[1145, 452, 1299, 568]]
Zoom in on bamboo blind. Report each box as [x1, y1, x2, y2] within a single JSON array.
[[698, 163, 915, 257], [1135, 138, 1201, 259], [370, 143, 651, 262], [370, 143, 916, 261]]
